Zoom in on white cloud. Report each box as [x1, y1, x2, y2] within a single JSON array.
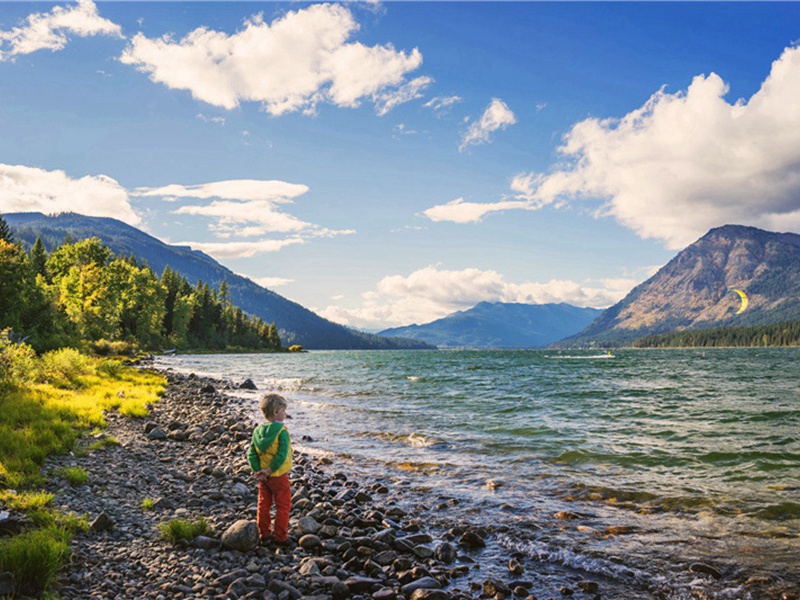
[[423, 197, 534, 224], [134, 179, 309, 203], [119, 4, 424, 116], [459, 98, 516, 151], [423, 95, 462, 115], [240, 275, 295, 289], [446, 43, 800, 248], [375, 75, 433, 116], [315, 265, 634, 329], [182, 237, 305, 259], [0, 0, 122, 61], [137, 177, 354, 258], [0, 163, 139, 225]]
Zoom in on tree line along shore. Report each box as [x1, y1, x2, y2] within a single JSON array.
[[0, 214, 286, 355]]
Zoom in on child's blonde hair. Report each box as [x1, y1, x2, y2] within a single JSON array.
[[260, 393, 287, 420]]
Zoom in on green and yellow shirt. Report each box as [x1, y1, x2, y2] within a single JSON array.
[[247, 422, 292, 477]]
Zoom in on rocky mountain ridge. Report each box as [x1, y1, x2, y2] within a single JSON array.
[[564, 225, 800, 346]]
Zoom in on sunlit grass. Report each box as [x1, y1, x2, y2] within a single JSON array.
[[54, 466, 89, 486], [141, 497, 154, 510], [158, 517, 213, 544], [0, 348, 166, 597]]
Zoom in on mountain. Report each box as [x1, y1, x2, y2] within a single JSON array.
[[5, 212, 432, 350], [378, 302, 603, 348], [562, 224, 800, 346]]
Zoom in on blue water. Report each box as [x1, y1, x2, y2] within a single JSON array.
[[155, 348, 800, 598]]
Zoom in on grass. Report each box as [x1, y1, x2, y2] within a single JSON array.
[[140, 497, 154, 510], [0, 526, 70, 597], [157, 517, 213, 544], [54, 466, 89, 486], [0, 346, 166, 598]]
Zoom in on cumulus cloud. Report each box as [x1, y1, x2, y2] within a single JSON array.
[[136, 177, 354, 258], [459, 98, 516, 151], [0, 0, 122, 60], [315, 265, 635, 329], [0, 163, 139, 225], [437, 43, 800, 248], [119, 4, 424, 116]]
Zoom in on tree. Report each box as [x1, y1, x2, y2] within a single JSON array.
[[29, 237, 48, 278], [0, 239, 28, 331], [0, 214, 12, 243]]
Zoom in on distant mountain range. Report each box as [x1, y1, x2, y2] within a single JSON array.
[[379, 301, 602, 348], [562, 224, 800, 346], [5, 212, 432, 350]]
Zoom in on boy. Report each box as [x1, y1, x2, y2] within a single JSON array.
[[247, 393, 292, 545]]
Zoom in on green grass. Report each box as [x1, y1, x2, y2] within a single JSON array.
[[140, 497, 154, 510], [54, 466, 89, 486], [157, 517, 213, 544], [0, 526, 70, 597], [0, 345, 167, 597]]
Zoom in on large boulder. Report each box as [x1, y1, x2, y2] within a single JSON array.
[[221, 520, 259, 551]]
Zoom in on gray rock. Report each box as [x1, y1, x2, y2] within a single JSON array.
[[90, 512, 115, 532], [435, 542, 456, 565], [193, 535, 220, 550], [239, 378, 258, 390], [221, 520, 259, 552], [344, 576, 382, 594], [457, 530, 485, 548], [298, 534, 322, 550], [147, 427, 167, 440], [298, 515, 322, 534], [401, 577, 441, 596]]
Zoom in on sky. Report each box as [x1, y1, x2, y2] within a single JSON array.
[[2, 1, 800, 330]]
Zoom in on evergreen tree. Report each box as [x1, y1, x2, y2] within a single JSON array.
[[0, 214, 12, 243], [29, 237, 48, 277]]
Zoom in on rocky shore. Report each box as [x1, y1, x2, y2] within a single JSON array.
[[40, 368, 600, 600]]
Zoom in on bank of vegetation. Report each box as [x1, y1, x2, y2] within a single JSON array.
[[0, 334, 166, 596], [634, 320, 800, 348], [0, 214, 283, 355]]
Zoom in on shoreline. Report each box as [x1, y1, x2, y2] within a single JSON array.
[[40, 365, 798, 600]]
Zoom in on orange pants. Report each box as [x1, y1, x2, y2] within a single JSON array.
[[257, 474, 291, 541]]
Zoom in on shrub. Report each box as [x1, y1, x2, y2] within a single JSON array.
[[36, 348, 94, 389], [0, 329, 37, 391], [92, 339, 136, 357], [0, 526, 70, 597], [157, 516, 212, 544], [141, 498, 154, 510], [288, 344, 305, 353]]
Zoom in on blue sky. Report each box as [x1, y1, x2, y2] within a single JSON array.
[[2, 2, 800, 329]]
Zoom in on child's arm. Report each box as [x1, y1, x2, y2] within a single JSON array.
[[247, 430, 262, 472]]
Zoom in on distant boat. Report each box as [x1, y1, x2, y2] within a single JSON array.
[[161, 348, 177, 356]]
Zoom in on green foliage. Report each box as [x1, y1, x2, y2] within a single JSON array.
[[0, 329, 37, 391], [0, 213, 13, 243], [36, 347, 94, 389], [141, 497, 154, 510], [0, 525, 70, 597], [634, 320, 800, 348], [157, 516, 213, 544], [54, 466, 89, 486], [288, 344, 305, 352]]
